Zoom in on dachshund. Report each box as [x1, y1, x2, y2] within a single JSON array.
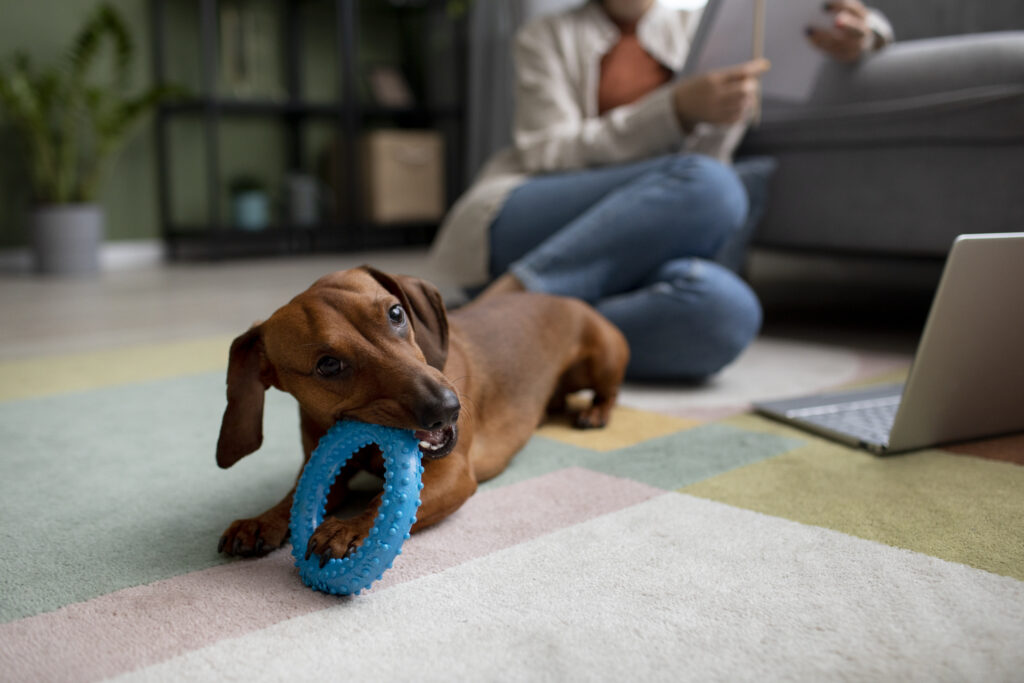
[[215, 266, 629, 564]]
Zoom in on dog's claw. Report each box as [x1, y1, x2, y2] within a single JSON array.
[[319, 547, 333, 568], [573, 404, 611, 430], [232, 538, 241, 555], [217, 535, 226, 553], [305, 538, 316, 561]]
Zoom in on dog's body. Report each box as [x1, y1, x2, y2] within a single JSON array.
[[217, 267, 628, 562]]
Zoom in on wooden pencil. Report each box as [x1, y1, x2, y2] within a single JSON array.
[[752, 0, 766, 126]]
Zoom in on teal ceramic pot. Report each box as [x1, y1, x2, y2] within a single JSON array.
[[233, 191, 270, 231]]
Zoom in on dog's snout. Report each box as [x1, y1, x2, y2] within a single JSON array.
[[416, 387, 461, 431]]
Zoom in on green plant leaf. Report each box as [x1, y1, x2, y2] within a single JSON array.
[[0, 2, 182, 204]]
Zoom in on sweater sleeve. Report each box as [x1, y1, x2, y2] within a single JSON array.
[[512, 20, 687, 174], [865, 8, 895, 50]]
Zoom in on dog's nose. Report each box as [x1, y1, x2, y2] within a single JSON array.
[[416, 387, 461, 431]]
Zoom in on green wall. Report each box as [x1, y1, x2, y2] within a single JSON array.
[[0, 0, 158, 249]]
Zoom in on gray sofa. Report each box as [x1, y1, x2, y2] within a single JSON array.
[[740, 2, 1024, 259]]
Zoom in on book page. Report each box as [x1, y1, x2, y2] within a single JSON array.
[[683, 0, 835, 102]]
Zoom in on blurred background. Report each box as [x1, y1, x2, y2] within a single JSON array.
[[0, 0, 1021, 281]]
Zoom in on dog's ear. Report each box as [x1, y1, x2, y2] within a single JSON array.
[[363, 266, 450, 371], [216, 325, 275, 469]]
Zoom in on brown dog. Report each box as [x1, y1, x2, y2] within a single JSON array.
[[216, 266, 628, 563]]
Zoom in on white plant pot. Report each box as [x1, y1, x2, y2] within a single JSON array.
[[31, 204, 105, 276]]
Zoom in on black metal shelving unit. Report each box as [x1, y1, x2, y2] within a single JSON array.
[[150, 0, 467, 260]]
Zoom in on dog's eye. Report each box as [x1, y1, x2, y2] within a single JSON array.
[[315, 356, 344, 378], [388, 304, 407, 328]]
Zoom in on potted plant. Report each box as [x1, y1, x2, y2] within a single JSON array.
[[0, 3, 178, 275]]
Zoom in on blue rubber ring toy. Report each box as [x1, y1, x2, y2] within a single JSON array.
[[289, 421, 423, 596]]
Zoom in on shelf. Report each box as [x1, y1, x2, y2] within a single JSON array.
[[151, 0, 466, 261], [162, 99, 463, 120], [361, 104, 463, 119], [164, 221, 440, 259], [162, 99, 341, 117], [168, 220, 440, 235]]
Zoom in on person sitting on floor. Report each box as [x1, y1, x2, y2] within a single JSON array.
[[428, 0, 893, 381]]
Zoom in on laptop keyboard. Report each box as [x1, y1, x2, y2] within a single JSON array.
[[785, 395, 902, 446]]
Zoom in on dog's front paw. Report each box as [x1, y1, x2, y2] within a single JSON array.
[[218, 514, 289, 557], [304, 517, 372, 568], [574, 402, 612, 429]]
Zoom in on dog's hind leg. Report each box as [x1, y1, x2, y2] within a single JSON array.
[[570, 315, 629, 430]]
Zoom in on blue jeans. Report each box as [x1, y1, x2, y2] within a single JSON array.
[[489, 153, 762, 381]]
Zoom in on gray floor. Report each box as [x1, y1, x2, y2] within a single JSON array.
[[0, 251, 432, 361], [0, 248, 924, 415]]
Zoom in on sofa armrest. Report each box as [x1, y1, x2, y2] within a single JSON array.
[[749, 31, 1024, 143]]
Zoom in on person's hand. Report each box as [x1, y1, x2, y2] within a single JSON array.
[[807, 0, 877, 63], [673, 59, 771, 131]]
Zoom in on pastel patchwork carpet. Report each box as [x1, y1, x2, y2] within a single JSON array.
[[2, 336, 1023, 682]]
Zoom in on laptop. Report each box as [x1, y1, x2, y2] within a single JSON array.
[[754, 232, 1024, 454]]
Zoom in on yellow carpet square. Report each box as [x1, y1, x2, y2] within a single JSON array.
[[0, 335, 233, 402], [538, 405, 700, 452]]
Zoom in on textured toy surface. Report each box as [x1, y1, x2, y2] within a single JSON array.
[[289, 421, 424, 596]]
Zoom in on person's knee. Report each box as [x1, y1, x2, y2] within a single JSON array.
[[680, 260, 759, 366], [705, 270, 762, 371], [664, 155, 748, 235], [622, 260, 761, 380]]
